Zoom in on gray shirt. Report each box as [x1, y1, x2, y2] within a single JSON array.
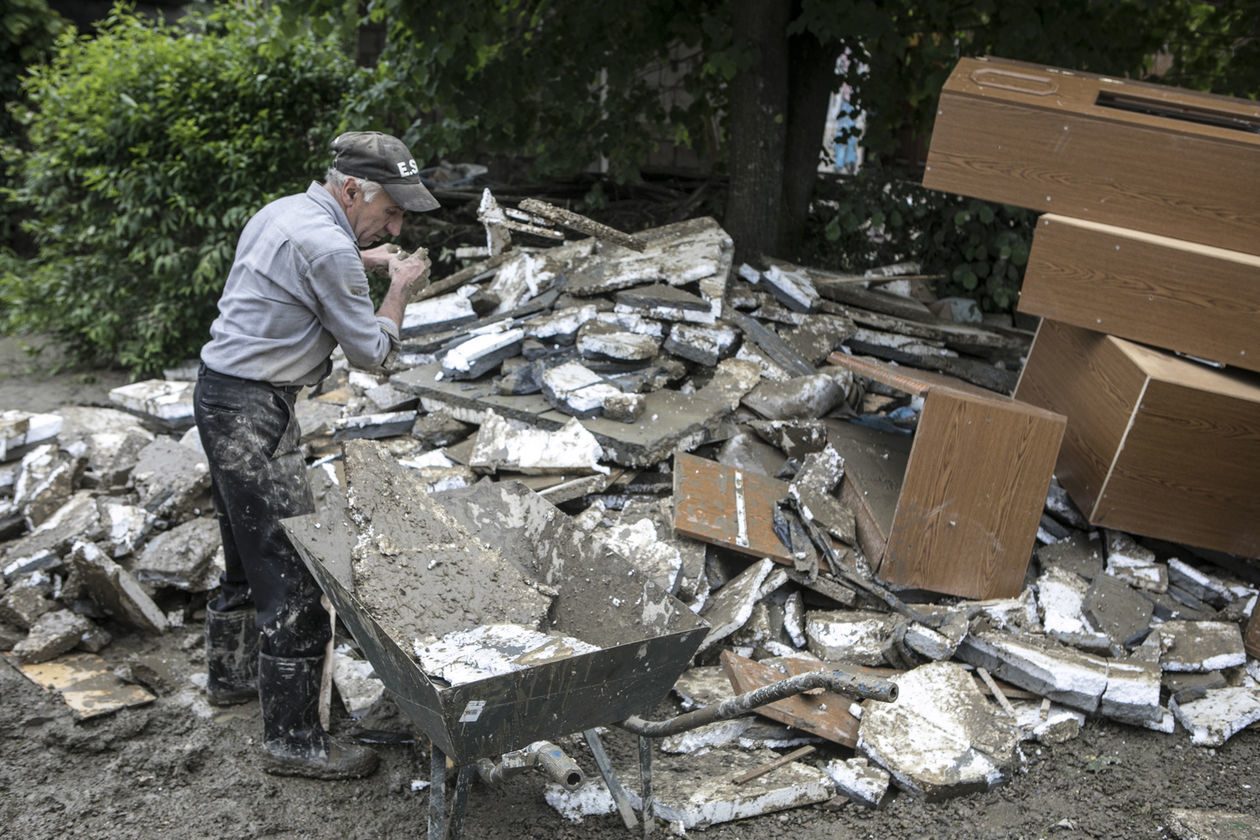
[[200, 183, 399, 386]]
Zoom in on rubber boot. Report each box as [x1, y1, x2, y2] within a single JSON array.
[[258, 652, 379, 780], [205, 606, 259, 706]]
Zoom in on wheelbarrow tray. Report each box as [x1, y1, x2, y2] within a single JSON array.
[[283, 480, 708, 765]]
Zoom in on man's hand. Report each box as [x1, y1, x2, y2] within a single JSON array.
[[360, 243, 402, 275], [376, 247, 430, 329]]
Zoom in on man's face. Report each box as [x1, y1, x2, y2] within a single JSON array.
[[341, 179, 404, 246]]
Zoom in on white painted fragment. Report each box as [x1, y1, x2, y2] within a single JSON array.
[[1170, 686, 1260, 746], [441, 328, 525, 374], [1009, 699, 1085, 744], [109, 380, 195, 424], [413, 623, 599, 686], [468, 414, 605, 475], [805, 610, 896, 666], [1160, 620, 1248, 672], [824, 756, 890, 807]]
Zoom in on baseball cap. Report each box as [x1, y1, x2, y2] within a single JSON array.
[[331, 131, 440, 212]]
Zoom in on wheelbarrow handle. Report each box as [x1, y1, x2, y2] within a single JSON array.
[[617, 668, 898, 738]]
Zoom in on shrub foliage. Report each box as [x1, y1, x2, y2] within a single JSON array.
[[2, 7, 361, 374]]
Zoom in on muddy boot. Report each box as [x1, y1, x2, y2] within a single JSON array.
[[205, 606, 259, 706], [258, 652, 378, 780]]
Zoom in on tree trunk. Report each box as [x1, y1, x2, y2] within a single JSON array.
[[723, 0, 791, 266], [780, 31, 843, 259]]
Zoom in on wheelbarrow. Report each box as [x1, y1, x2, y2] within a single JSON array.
[[283, 480, 896, 838]]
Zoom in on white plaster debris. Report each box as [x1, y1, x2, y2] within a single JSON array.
[[440, 328, 525, 375], [578, 330, 660, 362], [661, 718, 756, 754], [468, 413, 606, 475], [805, 610, 897, 666], [1104, 529, 1168, 592], [858, 661, 1024, 800], [331, 644, 386, 717], [109, 379, 195, 425], [413, 623, 600, 686], [1170, 686, 1260, 746], [400, 292, 477, 336], [0, 410, 62, 461], [762, 264, 819, 313], [540, 361, 623, 416], [593, 310, 666, 338], [1036, 565, 1110, 650], [824, 756, 891, 807], [544, 778, 619, 823], [1009, 699, 1086, 744], [524, 304, 599, 341], [957, 629, 1110, 714]]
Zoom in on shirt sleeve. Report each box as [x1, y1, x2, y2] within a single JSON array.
[[308, 248, 399, 370]]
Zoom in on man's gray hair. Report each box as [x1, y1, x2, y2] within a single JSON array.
[[325, 167, 384, 202]]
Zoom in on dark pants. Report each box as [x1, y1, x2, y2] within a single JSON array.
[[194, 365, 328, 658]]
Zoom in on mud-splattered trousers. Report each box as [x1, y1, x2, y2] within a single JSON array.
[[194, 364, 330, 658]]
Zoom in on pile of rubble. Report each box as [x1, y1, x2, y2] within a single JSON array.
[[2, 202, 1258, 831]]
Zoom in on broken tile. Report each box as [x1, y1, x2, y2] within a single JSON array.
[[132, 516, 221, 591], [70, 540, 167, 633], [8, 650, 155, 719], [109, 379, 195, 430], [857, 661, 1024, 801], [9, 608, 94, 663], [468, 413, 604, 475]]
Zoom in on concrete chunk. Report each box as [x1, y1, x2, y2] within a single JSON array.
[[1167, 557, 1234, 608], [10, 608, 94, 664], [1105, 530, 1167, 593], [1009, 699, 1085, 744], [13, 444, 82, 529], [663, 323, 740, 367], [468, 413, 604, 475], [109, 379, 195, 429], [1170, 686, 1260, 746], [522, 304, 598, 343], [857, 661, 1024, 801], [1084, 571, 1153, 652], [824, 756, 891, 807], [1, 410, 62, 462], [540, 361, 623, 419], [400, 292, 478, 337], [81, 430, 154, 488], [132, 517, 221, 591], [698, 558, 774, 654], [762, 264, 819, 313], [70, 541, 167, 633], [806, 610, 896, 666], [1035, 530, 1104, 581], [1160, 620, 1248, 672], [2, 491, 102, 571], [614, 283, 716, 324], [333, 410, 417, 442], [1036, 565, 1110, 651], [0, 583, 55, 629], [576, 325, 661, 364], [440, 328, 525, 380], [99, 501, 156, 558], [742, 373, 848, 421], [1100, 634, 1163, 725], [956, 629, 1110, 713], [130, 436, 210, 519]]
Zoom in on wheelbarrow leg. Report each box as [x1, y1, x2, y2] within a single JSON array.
[[583, 729, 637, 830], [427, 745, 473, 840], [639, 735, 653, 838]]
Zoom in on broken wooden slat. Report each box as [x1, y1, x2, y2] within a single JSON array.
[[719, 650, 860, 748], [923, 56, 1260, 256], [671, 451, 796, 565], [731, 745, 816, 785], [518, 198, 646, 251], [1015, 319, 1260, 556], [1018, 214, 1260, 374]]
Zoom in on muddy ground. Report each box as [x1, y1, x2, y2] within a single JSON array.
[[3, 337, 1259, 840]]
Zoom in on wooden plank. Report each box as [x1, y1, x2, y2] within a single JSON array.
[[923, 56, 1260, 255], [672, 451, 796, 565], [880, 387, 1064, 599], [720, 651, 860, 748], [1015, 319, 1260, 556], [1019, 215, 1260, 372]]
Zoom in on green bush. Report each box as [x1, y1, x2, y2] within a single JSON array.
[[807, 165, 1035, 313], [2, 5, 363, 374]]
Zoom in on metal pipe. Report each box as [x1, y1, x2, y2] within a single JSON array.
[[618, 668, 898, 738], [475, 740, 586, 791]]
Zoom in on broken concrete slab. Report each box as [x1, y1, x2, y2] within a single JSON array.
[[1036, 565, 1110, 651], [742, 373, 849, 421], [663, 323, 739, 367], [788, 445, 857, 547], [400, 291, 479, 337], [333, 409, 418, 442], [129, 436, 210, 520], [1009, 698, 1085, 744], [9, 608, 94, 664], [109, 379, 195, 430], [824, 756, 890, 807], [956, 628, 1110, 714], [575, 323, 661, 364], [0, 582, 55, 629], [857, 661, 1024, 801], [70, 540, 167, 633], [0, 410, 62, 462], [133, 516, 220, 591], [12, 443, 83, 530], [468, 413, 604, 475], [540, 361, 624, 419], [2, 491, 102, 571], [1099, 634, 1163, 725], [805, 610, 897, 666], [697, 558, 775, 653], [440, 328, 525, 381], [99, 500, 156, 558], [1159, 620, 1248, 672], [1170, 685, 1260, 746], [614, 283, 716, 325], [1083, 571, 1154, 653], [341, 439, 553, 643], [1035, 530, 1104, 581], [1105, 530, 1168, 593]]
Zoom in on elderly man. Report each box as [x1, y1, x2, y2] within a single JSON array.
[[195, 131, 436, 779]]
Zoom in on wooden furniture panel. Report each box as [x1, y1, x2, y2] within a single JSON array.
[[923, 56, 1260, 255], [672, 451, 796, 565], [1015, 319, 1260, 556], [1019, 215, 1260, 372], [828, 353, 1066, 600]]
